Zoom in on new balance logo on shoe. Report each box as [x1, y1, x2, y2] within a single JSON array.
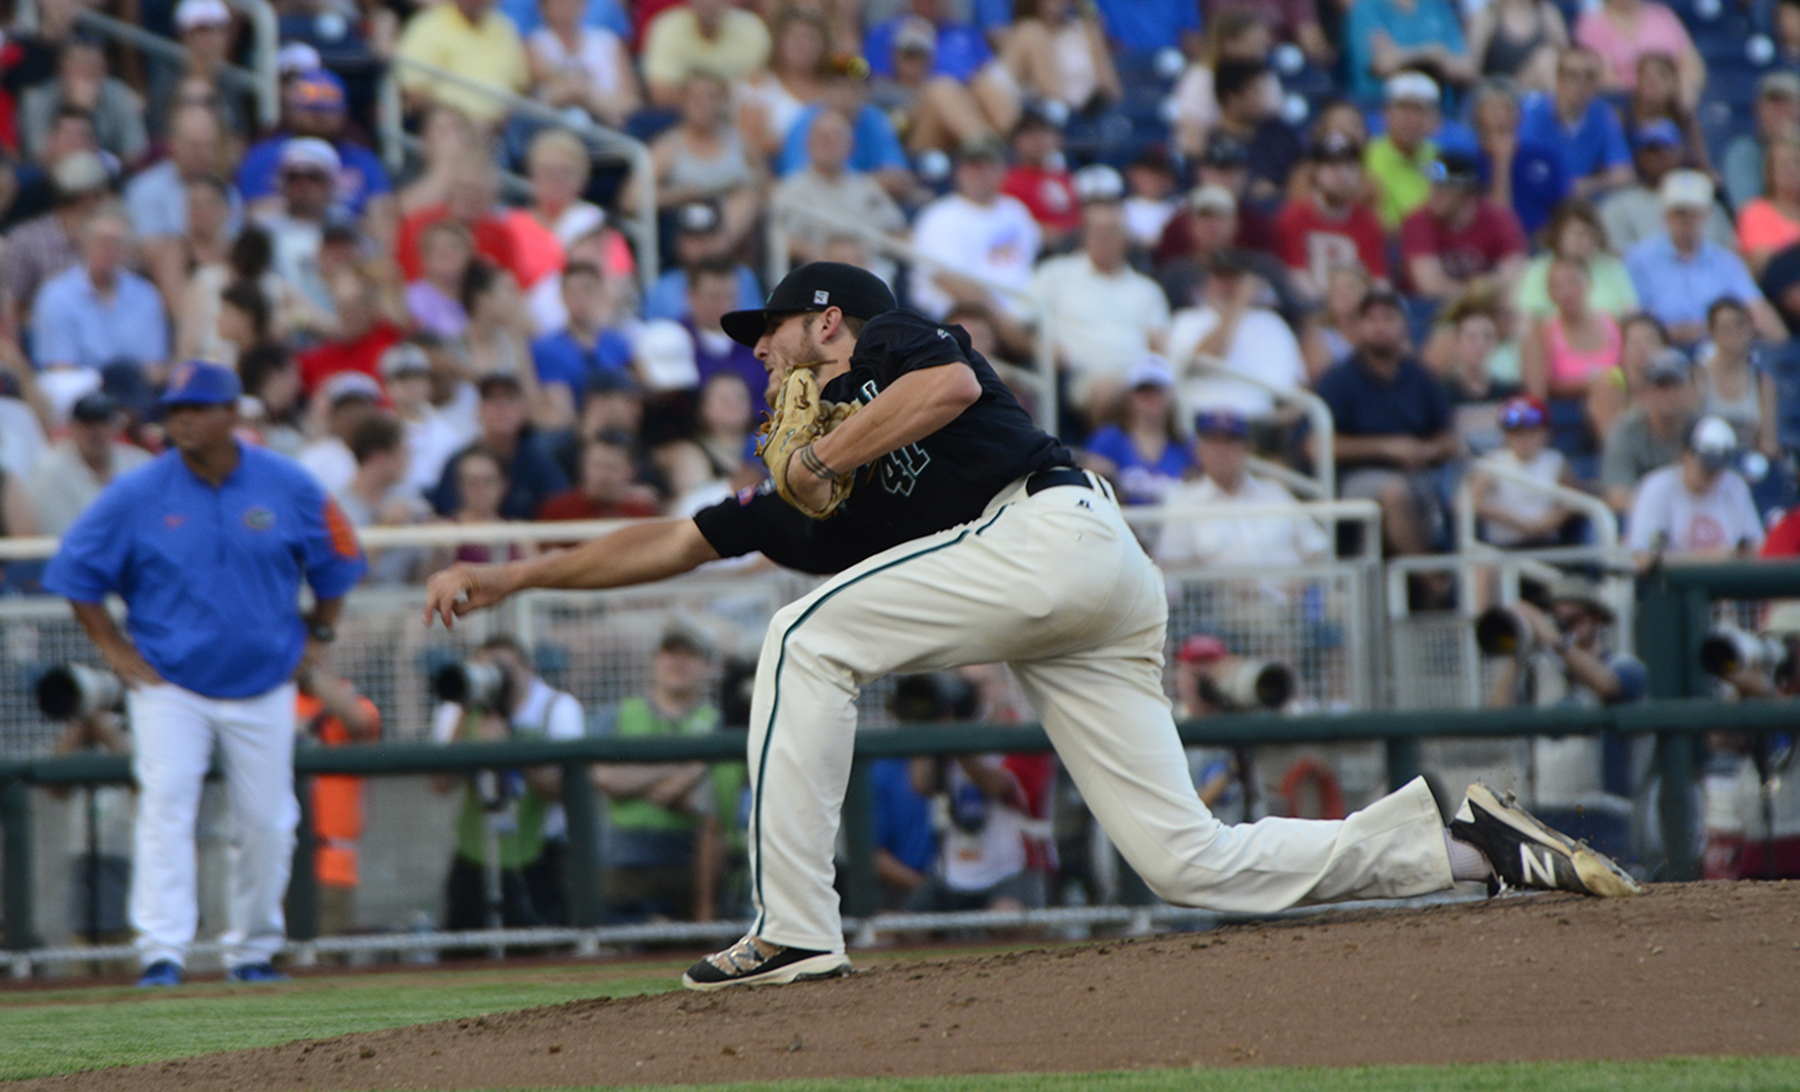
[[1450, 783, 1644, 898], [1519, 845, 1559, 888]]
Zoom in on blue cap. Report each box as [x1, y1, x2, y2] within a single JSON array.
[[289, 68, 346, 111], [1195, 408, 1250, 439], [160, 361, 242, 407], [1634, 119, 1682, 149]]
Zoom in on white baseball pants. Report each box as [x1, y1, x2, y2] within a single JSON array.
[[127, 682, 299, 970], [744, 473, 1455, 954]]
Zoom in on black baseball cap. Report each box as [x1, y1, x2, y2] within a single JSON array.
[[721, 262, 897, 347]]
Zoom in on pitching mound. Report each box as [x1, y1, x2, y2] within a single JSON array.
[[18, 881, 1800, 1091]]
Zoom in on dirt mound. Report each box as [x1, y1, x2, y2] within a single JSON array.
[[18, 882, 1800, 1091]]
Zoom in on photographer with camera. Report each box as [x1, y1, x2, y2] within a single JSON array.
[[40, 671, 133, 956], [430, 634, 584, 930], [902, 665, 1057, 919], [588, 621, 738, 924], [1481, 573, 1647, 854], [1696, 603, 1800, 879]]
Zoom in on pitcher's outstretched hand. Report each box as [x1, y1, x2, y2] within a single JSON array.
[[424, 562, 515, 630]]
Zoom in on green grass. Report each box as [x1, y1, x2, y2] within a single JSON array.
[[0, 964, 682, 1081]]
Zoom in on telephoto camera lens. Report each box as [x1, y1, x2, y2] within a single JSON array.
[[35, 664, 125, 720]]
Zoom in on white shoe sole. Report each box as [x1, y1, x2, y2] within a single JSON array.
[[1462, 784, 1644, 898], [681, 952, 853, 992]]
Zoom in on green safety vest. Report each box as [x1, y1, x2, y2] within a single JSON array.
[[452, 701, 558, 870], [606, 697, 728, 834]]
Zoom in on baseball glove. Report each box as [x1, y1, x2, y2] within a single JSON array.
[[757, 362, 859, 518]]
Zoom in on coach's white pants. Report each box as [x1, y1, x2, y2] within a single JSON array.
[[744, 474, 1454, 953], [127, 682, 298, 970]]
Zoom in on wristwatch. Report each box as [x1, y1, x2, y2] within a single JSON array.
[[308, 622, 337, 644]]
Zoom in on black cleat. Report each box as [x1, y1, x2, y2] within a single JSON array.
[[681, 935, 852, 992], [1450, 783, 1644, 898]]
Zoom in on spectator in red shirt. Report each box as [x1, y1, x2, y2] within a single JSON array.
[[396, 154, 524, 284], [296, 265, 406, 395], [536, 429, 660, 521], [1400, 151, 1528, 301], [1156, 133, 1283, 265], [1000, 104, 1079, 251], [1276, 131, 1391, 298]]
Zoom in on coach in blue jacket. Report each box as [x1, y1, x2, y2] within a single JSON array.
[[44, 362, 367, 987]]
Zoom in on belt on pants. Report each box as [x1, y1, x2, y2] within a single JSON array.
[[1024, 466, 1092, 495]]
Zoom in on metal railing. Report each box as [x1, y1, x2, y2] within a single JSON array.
[[765, 194, 1061, 437], [73, 0, 280, 130], [5, 694, 1796, 955], [377, 57, 659, 294]]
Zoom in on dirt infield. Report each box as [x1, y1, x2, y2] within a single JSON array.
[[18, 881, 1800, 1091]]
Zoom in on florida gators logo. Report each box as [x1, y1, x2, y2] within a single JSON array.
[[243, 506, 276, 530]]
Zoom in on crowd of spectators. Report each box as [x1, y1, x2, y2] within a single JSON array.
[[0, 0, 1794, 599]]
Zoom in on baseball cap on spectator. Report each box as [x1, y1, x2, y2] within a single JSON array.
[[1194, 408, 1250, 438], [676, 200, 722, 235], [160, 361, 242, 406], [1310, 131, 1362, 162], [277, 41, 323, 76], [1646, 346, 1693, 384], [1125, 354, 1175, 390], [660, 618, 717, 660], [174, 0, 231, 30], [1634, 119, 1683, 150], [281, 137, 341, 178], [721, 260, 898, 346], [1358, 285, 1406, 316], [1012, 101, 1061, 136], [894, 16, 936, 54], [1176, 632, 1230, 664], [957, 135, 1009, 163], [1688, 414, 1738, 470], [70, 391, 119, 424], [1385, 71, 1440, 104], [1428, 150, 1481, 189], [634, 319, 699, 390], [1547, 573, 1614, 622], [1072, 163, 1125, 204], [321, 370, 382, 406], [1762, 601, 1800, 637], [477, 373, 524, 399], [288, 69, 346, 113], [585, 370, 643, 402], [1498, 394, 1548, 430], [1658, 169, 1714, 210], [379, 343, 430, 379], [1131, 142, 1176, 176], [52, 150, 110, 196], [1188, 183, 1236, 216], [1760, 71, 1800, 101], [1200, 133, 1249, 169]]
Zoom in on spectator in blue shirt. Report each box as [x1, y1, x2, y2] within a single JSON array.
[[644, 201, 763, 323], [1345, 0, 1476, 100], [235, 70, 397, 250], [1078, 357, 1195, 506], [1517, 47, 1633, 201], [530, 260, 631, 424], [31, 205, 170, 412], [1315, 288, 1461, 562], [1624, 170, 1787, 348], [1092, 0, 1203, 55], [777, 59, 916, 203], [1471, 78, 1569, 236], [865, 0, 993, 82], [43, 361, 367, 986], [430, 374, 571, 518]]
